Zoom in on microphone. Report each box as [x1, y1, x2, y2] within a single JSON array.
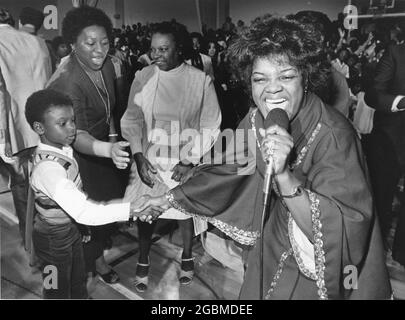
[[259, 107, 289, 299], [262, 108, 289, 206]]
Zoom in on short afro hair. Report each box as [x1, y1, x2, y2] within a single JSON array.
[[151, 21, 192, 60], [293, 10, 333, 41], [19, 7, 44, 32], [62, 6, 113, 45], [25, 89, 73, 129]]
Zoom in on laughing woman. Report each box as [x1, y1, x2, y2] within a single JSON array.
[[121, 22, 221, 292], [47, 6, 130, 285], [140, 17, 392, 299]]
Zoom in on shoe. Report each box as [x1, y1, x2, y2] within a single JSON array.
[[98, 269, 120, 284], [179, 257, 194, 285], [134, 261, 149, 292]]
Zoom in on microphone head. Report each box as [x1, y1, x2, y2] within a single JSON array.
[[264, 108, 290, 131]]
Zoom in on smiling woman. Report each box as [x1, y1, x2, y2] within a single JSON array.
[[121, 21, 221, 292], [150, 32, 181, 71], [47, 6, 130, 286], [251, 58, 303, 120], [73, 25, 110, 70], [140, 16, 392, 300]]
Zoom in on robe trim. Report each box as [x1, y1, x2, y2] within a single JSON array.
[[166, 191, 260, 246], [287, 213, 318, 281], [274, 183, 319, 283], [264, 249, 293, 299], [273, 180, 328, 299], [249, 109, 261, 150], [290, 123, 322, 170], [307, 189, 328, 300]]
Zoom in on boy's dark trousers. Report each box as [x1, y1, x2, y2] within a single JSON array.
[[32, 215, 88, 299]]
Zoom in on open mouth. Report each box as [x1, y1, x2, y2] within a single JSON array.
[[265, 98, 288, 109], [92, 57, 105, 65]]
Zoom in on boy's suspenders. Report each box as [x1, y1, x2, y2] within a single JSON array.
[[24, 148, 79, 266]]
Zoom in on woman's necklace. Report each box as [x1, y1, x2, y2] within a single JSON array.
[[87, 71, 111, 125], [76, 55, 111, 125]]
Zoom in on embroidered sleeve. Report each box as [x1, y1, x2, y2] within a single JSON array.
[[285, 189, 328, 300], [307, 189, 328, 300], [166, 190, 259, 246]]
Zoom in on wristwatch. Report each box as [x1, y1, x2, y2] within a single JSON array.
[[280, 185, 304, 199]]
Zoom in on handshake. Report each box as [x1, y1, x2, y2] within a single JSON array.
[[129, 194, 171, 224]]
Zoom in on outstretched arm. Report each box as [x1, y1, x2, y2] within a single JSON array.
[[73, 130, 130, 169]]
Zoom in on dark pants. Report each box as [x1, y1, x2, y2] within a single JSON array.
[[1, 156, 29, 242], [81, 225, 112, 274], [362, 132, 401, 240], [32, 215, 88, 299], [393, 191, 405, 266], [75, 153, 127, 274], [363, 131, 405, 266]]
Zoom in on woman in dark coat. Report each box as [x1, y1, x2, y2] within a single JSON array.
[[47, 6, 130, 284]]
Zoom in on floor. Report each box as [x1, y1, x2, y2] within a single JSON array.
[[0, 190, 242, 300], [1, 189, 405, 300]]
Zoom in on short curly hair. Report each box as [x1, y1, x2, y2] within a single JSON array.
[[25, 89, 73, 129], [150, 21, 193, 60], [62, 6, 113, 45], [227, 16, 328, 96]]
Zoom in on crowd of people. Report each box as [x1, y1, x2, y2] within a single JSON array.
[[1, 4, 404, 300]]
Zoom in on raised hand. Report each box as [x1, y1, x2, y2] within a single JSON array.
[[133, 153, 157, 188], [111, 141, 131, 169], [179, 165, 198, 185], [171, 162, 194, 183]]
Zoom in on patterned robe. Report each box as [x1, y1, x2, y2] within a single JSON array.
[[167, 93, 391, 299]]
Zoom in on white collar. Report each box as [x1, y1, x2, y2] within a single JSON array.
[[37, 142, 73, 159], [19, 24, 36, 35], [157, 62, 186, 75]]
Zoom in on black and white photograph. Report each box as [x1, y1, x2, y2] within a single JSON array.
[[1, 0, 405, 303]]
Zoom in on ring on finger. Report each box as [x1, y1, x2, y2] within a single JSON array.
[[267, 140, 275, 156]]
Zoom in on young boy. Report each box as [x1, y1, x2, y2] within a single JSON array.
[[25, 89, 162, 299]]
